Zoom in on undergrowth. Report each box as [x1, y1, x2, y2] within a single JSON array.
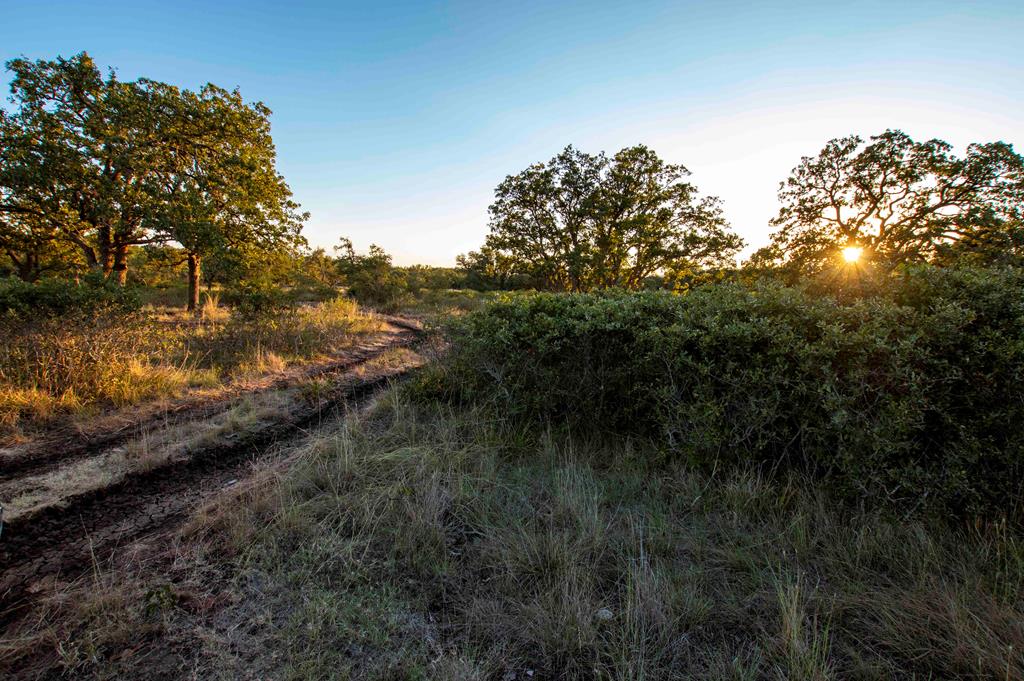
[[0, 296, 382, 433], [185, 391, 1024, 680], [437, 265, 1024, 520]]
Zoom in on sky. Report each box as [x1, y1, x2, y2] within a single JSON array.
[[3, 0, 1023, 265]]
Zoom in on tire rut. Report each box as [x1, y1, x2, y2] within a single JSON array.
[[0, 322, 424, 630], [0, 317, 421, 484]]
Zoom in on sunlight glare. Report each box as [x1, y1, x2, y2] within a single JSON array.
[[841, 246, 863, 263]]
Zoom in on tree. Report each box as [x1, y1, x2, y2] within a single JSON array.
[[0, 54, 177, 284], [150, 83, 306, 311], [473, 145, 743, 291], [456, 245, 524, 290], [758, 130, 1024, 276], [334, 238, 408, 308], [0, 53, 306, 309], [0, 210, 83, 281]]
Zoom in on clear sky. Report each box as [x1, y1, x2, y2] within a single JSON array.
[[3, 1, 1023, 265]]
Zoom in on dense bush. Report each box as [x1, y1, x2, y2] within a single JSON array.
[[0, 276, 140, 318], [222, 281, 297, 317], [438, 266, 1024, 519]]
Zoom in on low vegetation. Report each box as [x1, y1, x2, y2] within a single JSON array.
[[30, 390, 1020, 679], [0, 287, 382, 434], [436, 265, 1024, 520]]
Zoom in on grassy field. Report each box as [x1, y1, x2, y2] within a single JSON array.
[[13, 389, 1021, 679], [0, 294, 384, 436]]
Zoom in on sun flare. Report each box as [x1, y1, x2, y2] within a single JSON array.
[[841, 246, 864, 263]]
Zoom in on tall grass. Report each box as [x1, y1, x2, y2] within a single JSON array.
[[191, 392, 1024, 679], [0, 297, 383, 433]]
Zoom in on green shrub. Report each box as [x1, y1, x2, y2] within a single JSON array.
[[439, 266, 1024, 519], [222, 281, 296, 318], [0, 275, 140, 318]]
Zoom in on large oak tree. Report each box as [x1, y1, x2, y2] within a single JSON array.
[[0, 53, 304, 305], [472, 145, 743, 291], [754, 130, 1024, 276]]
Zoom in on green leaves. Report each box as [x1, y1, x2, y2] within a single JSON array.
[[0, 52, 306, 294], [474, 145, 744, 292], [441, 267, 1024, 520]]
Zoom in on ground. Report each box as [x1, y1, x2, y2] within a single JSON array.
[[1, 304, 1022, 680], [0, 314, 427, 678]]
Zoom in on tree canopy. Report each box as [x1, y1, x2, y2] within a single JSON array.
[[471, 145, 743, 291], [0, 52, 304, 303], [753, 129, 1024, 276]]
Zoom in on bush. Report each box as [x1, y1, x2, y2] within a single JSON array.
[[0, 275, 140, 318], [222, 281, 296, 318], [439, 266, 1024, 519]]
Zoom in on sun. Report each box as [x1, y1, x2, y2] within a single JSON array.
[[841, 246, 864, 263]]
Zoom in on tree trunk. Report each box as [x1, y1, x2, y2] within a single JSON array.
[[187, 252, 202, 315], [95, 223, 113, 277], [111, 244, 129, 286]]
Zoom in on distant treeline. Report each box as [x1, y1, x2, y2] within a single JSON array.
[[3, 52, 1023, 310]]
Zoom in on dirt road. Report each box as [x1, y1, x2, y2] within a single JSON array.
[[0, 317, 425, 633]]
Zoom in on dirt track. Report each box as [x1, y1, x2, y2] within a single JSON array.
[[0, 318, 425, 632]]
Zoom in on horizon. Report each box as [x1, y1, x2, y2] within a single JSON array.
[[4, 0, 1023, 266]]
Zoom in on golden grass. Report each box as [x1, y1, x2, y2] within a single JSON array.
[[0, 297, 383, 434]]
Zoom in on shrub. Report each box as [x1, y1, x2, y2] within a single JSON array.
[[0, 275, 140, 318], [222, 281, 296, 318], [439, 266, 1024, 519]]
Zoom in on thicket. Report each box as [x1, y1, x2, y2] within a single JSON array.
[[437, 266, 1024, 519], [0, 276, 140, 318]]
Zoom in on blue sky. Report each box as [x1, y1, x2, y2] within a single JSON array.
[[4, 1, 1023, 264]]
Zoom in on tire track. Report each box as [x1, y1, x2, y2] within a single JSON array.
[[0, 320, 424, 631]]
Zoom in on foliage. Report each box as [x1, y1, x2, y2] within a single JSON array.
[[753, 129, 1024, 277], [222, 280, 296, 318], [397, 264, 466, 292], [334, 238, 410, 310], [0, 52, 305, 302], [456, 244, 531, 291], [437, 266, 1024, 519], [469, 145, 743, 291], [0, 275, 140, 318]]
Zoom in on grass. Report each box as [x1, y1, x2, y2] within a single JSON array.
[[170, 390, 1023, 680], [5, 388, 1022, 679], [0, 296, 384, 435]]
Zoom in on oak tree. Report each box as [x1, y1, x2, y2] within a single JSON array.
[[474, 145, 742, 291], [756, 130, 1024, 276]]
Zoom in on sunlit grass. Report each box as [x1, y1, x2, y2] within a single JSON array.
[[0, 296, 383, 434]]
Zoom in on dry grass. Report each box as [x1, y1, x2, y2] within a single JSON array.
[[164, 392, 1024, 680], [0, 296, 383, 435]]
